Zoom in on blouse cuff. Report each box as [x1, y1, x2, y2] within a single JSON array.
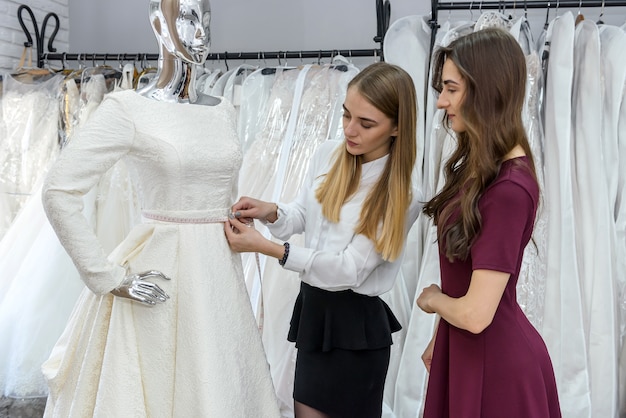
[[282, 244, 313, 273], [259, 204, 284, 226]]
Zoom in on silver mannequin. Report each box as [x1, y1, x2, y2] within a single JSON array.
[[111, 0, 217, 306], [138, 0, 219, 105]]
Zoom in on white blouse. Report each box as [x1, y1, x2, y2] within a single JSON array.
[[266, 140, 424, 296]]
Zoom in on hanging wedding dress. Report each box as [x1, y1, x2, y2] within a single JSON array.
[[598, 30, 626, 415], [0, 72, 64, 240], [540, 12, 591, 418], [0, 73, 140, 417], [571, 19, 620, 417], [222, 64, 258, 119], [238, 66, 301, 318], [617, 67, 626, 418], [510, 15, 548, 331], [237, 66, 279, 156]]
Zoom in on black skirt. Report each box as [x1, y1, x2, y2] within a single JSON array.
[[288, 282, 402, 417]]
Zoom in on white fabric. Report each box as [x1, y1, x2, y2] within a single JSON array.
[[571, 20, 620, 417], [540, 12, 592, 418], [515, 17, 548, 331], [0, 74, 131, 402], [41, 90, 280, 417], [0, 73, 64, 239], [383, 15, 431, 192], [598, 32, 626, 403], [617, 66, 626, 418]]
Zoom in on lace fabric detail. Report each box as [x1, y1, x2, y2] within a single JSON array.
[[516, 51, 548, 330], [474, 11, 513, 32], [0, 74, 64, 240]]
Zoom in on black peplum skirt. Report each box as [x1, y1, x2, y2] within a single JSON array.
[[288, 282, 401, 417]]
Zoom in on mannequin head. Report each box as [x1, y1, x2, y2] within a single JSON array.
[[148, 0, 211, 64]]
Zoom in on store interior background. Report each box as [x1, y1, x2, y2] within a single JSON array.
[[4, 0, 626, 72]]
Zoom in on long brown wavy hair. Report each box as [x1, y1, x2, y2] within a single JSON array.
[[423, 28, 537, 262], [316, 62, 417, 261]]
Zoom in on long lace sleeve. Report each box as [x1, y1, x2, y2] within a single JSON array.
[[42, 93, 135, 295]]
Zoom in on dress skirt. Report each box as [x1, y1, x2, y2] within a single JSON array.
[[288, 282, 401, 417]]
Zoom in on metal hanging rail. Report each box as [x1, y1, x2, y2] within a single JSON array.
[[39, 49, 382, 68], [428, 0, 626, 63]]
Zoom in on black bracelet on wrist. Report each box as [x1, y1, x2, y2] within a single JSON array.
[[278, 242, 290, 266]]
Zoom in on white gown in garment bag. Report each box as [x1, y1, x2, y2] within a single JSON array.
[[41, 89, 280, 418], [0, 75, 140, 412], [618, 67, 626, 418], [607, 23, 626, 417], [540, 12, 592, 418], [510, 15, 548, 331], [571, 20, 620, 418], [0, 73, 64, 240]]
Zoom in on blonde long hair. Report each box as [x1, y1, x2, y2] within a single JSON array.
[[315, 62, 417, 261]]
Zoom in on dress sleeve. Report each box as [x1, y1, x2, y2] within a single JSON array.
[[42, 94, 135, 295], [470, 180, 535, 275]]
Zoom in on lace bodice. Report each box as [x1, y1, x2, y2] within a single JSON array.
[[43, 89, 242, 294], [67, 90, 239, 212]]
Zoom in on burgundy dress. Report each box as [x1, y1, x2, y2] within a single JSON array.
[[423, 157, 561, 418]]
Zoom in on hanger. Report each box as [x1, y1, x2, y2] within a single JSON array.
[[524, 0, 528, 18], [575, 0, 585, 25], [597, 0, 605, 24], [543, 1, 552, 30]]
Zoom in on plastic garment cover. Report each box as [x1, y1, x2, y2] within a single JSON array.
[[540, 13, 592, 418], [514, 15, 548, 333], [0, 74, 140, 408], [570, 20, 619, 418], [0, 72, 64, 239]]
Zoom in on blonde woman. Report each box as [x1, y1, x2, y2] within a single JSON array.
[[225, 62, 423, 418]]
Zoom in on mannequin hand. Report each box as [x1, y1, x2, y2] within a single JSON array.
[[416, 284, 442, 314], [231, 196, 278, 224], [110, 270, 171, 306], [224, 215, 267, 253]]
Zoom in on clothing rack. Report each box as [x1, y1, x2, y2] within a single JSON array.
[[39, 50, 382, 71], [429, 0, 626, 56], [17, 2, 390, 69]]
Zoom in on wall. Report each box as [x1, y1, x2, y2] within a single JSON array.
[[64, 1, 626, 55], [0, 0, 69, 71], [2, 1, 626, 71]]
